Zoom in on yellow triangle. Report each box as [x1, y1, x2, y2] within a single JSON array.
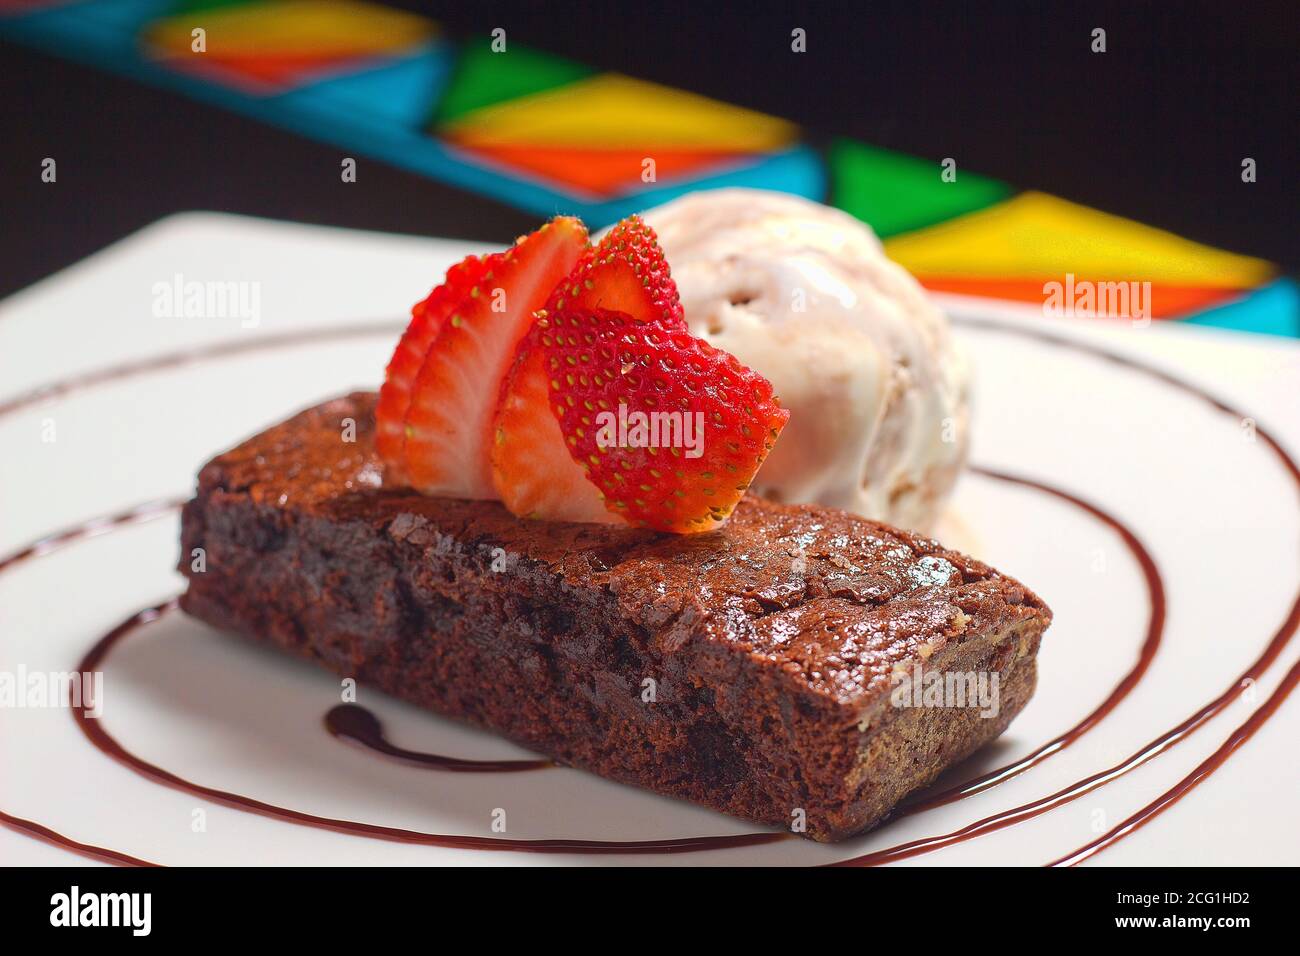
[[147, 0, 436, 58], [440, 73, 798, 151], [883, 192, 1275, 288]]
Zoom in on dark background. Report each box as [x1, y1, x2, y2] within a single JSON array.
[[2, 0, 1296, 299]]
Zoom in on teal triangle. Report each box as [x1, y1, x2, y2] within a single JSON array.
[[1183, 279, 1299, 338], [79, 0, 185, 32], [284, 42, 452, 128]]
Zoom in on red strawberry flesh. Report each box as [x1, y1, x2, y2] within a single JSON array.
[[543, 215, 685, 329], [401, 217, 587, 498], [491, 342, 623, 524], [376, 254, 489, 484], [527, 308, 789, 532]]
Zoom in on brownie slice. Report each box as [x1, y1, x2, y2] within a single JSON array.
[[179, 392, 1051, 842]]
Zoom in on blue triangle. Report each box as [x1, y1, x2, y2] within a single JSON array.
[[1183, 279, 1299, 338], [79, 0, 184, 33], [281, 41, 452, 129]]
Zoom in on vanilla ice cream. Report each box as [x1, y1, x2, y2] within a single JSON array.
[[641, 188, 969, 531]]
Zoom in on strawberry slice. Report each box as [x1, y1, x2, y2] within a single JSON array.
[[494, 309, 789, 533], [376, 253, 489, 484], [490, 214, 685, 521], [543, 215, 686, 328], [491, 344, 624, 524], [402, 217, 587, 497]]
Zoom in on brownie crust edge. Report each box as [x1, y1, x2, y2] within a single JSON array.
[[179, 393, 1052, 842]]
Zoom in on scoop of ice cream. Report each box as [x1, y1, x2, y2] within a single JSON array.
[[640, 188, 969, 531]]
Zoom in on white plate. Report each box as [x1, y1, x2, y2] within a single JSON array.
[[3, 214, 1298, 866]]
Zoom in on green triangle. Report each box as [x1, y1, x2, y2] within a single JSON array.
[[434, 40, 594, 126], [829, 138, 1013, 238]]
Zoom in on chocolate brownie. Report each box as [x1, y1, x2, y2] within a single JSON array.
[[179, 392, 1051, 841]]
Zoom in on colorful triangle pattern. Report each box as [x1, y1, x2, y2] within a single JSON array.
[[830, 138, 1013, 238], [443, 142, 756, 200], [0, 0, 1291, 335], [884, 191, 1274, 286], [142, 0, 437, 91], [439, 72, 798, 151], [883, 192, 1278, 322], [437, 68, 800, 199], [434, 39, 594, 124], [278, 40, 451, 128]]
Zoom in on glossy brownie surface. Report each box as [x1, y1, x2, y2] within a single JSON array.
[[181, 392, 1052, 839], [199, 392, 1048, 706]]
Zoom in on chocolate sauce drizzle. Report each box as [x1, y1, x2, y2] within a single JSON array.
[[0, 322, 404, 421], [840, 582, 1300, 867], [830, 320, 1300, 868], [0, 470, 1189, 866], [1051, 648, 1300, 866], [898, 467, 1167, 815], [0, 809, 158, 868], [0, 316, 1296, 867], [69, 605, 785, 860], [325, 704, 553, 772]]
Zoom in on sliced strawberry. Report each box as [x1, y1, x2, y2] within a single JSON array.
[[491, 344, 624, 524], [489, 216, 686, 520], [402, 217, 587, 498], [376, 253, 489, 484], [497, 309, 789, 532], [542, 215, 686, 328]]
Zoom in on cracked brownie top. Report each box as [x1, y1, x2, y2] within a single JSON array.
[[197, 392, 1050, 707]]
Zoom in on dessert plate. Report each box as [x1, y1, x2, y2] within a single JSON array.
[[2, 214, 1298, 866]]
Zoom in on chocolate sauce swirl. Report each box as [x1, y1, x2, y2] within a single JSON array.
[[325, 704, 553, 772], [1, 469, 1159, 867], [0, 316, 1296, 867]]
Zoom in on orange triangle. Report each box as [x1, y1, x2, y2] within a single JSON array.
[[447, 140, 748, 197], [915, 276, 1245, 319], [202, 52, 374, 85], [157, 51, 377, 91]]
